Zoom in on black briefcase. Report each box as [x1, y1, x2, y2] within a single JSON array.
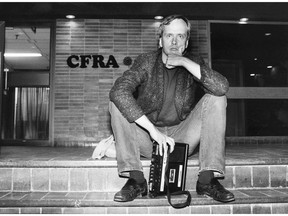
[[148, 142, 191, 209]]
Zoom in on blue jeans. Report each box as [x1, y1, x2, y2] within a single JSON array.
[[109, 94, 227, 178]]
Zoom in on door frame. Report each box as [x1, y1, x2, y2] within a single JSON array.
[[0, 21, 55, 146], [0, 21, 5, 144]]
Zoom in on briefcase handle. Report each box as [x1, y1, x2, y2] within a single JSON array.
[[165, 150, 192, 209]]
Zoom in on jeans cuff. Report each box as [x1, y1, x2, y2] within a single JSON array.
[[199, 168, 225, 178], [118, 166, 143, 178]]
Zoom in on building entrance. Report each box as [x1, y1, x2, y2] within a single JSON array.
[[0, 24, 51, 145]]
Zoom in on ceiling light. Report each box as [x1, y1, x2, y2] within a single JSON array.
[[66, 15, 75, 19], [265, 33, 271, 36], [154, 16, 163, 20], [4, 53, 42, 57], [239, 21, 248, 24], [239, 17, 249, 24], [240, 18, 249, 22], [267, 65, 273, 69]]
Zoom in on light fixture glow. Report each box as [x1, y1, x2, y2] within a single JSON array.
[[4, 53, 42, 57], [66, 15, 75, 19], [240, 18, 249, 22], [239, 17, 249, 24], [267, 65, 273, 69], [239, 21, 248, 24], [265, 32, 271, 36], [154, 16, 163, 20]]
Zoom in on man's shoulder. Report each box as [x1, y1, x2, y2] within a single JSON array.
[[132, 49, 161, 69], [136, 49, 161, 60]]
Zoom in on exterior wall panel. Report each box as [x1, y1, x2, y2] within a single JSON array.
[[54, 19, 209, 146]]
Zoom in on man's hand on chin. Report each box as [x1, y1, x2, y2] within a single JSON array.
[[165, 54, 185, 69]]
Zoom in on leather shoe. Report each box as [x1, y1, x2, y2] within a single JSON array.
[[196, 178, 235, 203], [114, 178, 147, 202]]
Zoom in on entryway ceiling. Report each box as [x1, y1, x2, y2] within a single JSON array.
[[0, 2, 288, 21], [1, 2, 288, 71]]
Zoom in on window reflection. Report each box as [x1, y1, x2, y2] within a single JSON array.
[[1, 87, 49, 140], [211, 23, 288, 87], [4, 26, 50, 71], [1, 26, 51, 141], [227, 99, 288, 136], [211, 22, 288, 137]]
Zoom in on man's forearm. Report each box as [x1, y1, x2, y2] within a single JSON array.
[[135, 115, 156, 134], [183, 56, 229, 95], [182, 58, 201, 80], [135, 115, 175, 155]]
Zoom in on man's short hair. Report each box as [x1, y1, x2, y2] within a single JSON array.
[[158, 15, 191, 40]]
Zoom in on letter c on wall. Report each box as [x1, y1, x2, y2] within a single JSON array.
[[67, 55, 79, 68]]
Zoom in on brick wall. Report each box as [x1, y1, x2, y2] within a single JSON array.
[[53, 19, 209, 147]]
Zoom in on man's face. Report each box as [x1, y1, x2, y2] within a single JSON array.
[[159, 18, 189, 56]]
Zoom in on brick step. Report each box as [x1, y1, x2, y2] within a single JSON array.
[[0, 164, 287, 193], [1, 189, 288, 214], [0, 143, 287, 192], [0, 161, 287, 192]]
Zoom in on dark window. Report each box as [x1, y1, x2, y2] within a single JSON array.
[[211, 23, 288, 87], [211, 22, 288, 137]]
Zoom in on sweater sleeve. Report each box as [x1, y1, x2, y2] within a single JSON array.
[[192, 55, 229, 96], [109, 54, 148, 122]]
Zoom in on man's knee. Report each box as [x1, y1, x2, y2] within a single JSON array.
[[109, 101, 128, 122], [207, 94, 227, 110], [109, 101, 118, 114]]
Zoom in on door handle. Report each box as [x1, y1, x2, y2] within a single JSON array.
[[3, 68, 9, 95]]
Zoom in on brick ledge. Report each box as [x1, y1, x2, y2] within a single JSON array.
[[0, 189, 288, 208], [1, 157, 288, 168]]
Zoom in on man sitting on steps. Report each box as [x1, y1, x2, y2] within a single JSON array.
[[109, 14, 235, 203]]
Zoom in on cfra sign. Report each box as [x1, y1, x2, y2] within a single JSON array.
[[67, 55, 119, 68]]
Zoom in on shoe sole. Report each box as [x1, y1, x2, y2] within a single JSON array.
[[114, 191, 147, 202], [197, 191, 235, 203]]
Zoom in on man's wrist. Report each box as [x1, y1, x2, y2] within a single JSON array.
[[183, 58, 201, 80], [135, 115, 155, 133]]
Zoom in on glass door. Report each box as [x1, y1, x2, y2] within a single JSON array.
[[210, 21, 288, 136], [0, 21, 5, 145], [1, 24, 51, 145]]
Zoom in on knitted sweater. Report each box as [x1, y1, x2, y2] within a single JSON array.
[[109, 49, 229, 124]]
